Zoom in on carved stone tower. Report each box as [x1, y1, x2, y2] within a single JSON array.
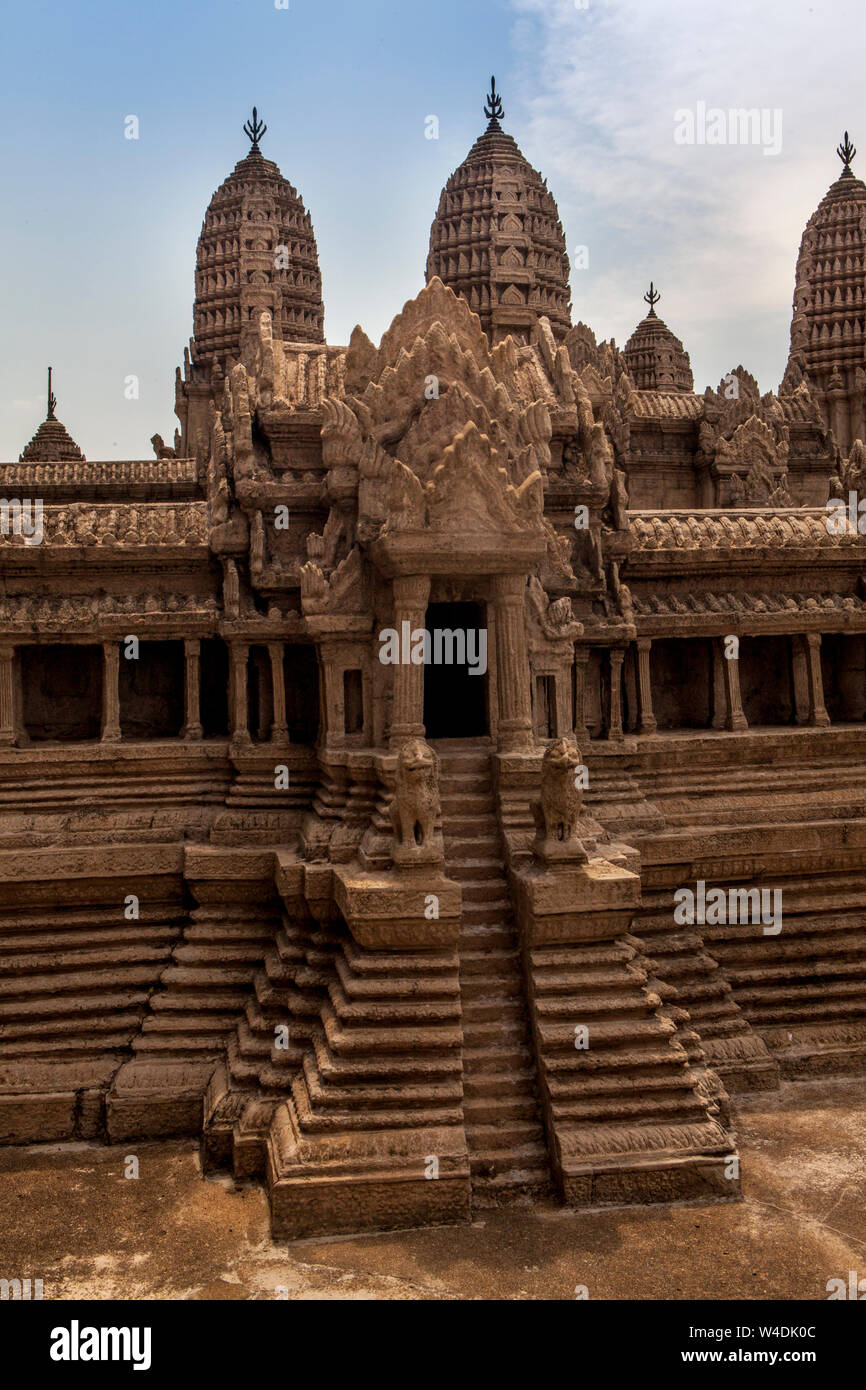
[[426, 78, 572, 345], [19, 368, 85, 463], [622, 284, 694, 392], [785, 132, 866, 452]]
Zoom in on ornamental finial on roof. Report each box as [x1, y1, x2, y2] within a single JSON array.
[[837, 131, 856, 175], [644, 283, 661, 317], [243, 107, 267, 153], [484, 76, 504, 129], [47, 366, 56, 421]]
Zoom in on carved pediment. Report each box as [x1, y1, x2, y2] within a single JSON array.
[[425, 421, 543, 537], [715, 416, 792, 506]]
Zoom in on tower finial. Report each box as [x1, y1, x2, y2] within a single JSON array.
[[644, 282, 661, 317], [47, 366, 56, 420], [243, 106, 267, 153], [837, 131, 856, 175], [484, 76, 504, 129]]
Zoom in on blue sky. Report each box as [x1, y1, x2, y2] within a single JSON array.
[[0, 0, 862, 458]]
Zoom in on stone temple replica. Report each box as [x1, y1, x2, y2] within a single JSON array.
[[2, 90, 866, 1239]]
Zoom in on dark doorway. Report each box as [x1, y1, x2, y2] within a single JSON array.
[[284, 644, 320, 745], [423, 602, 488, 739], [739, 636, 796, 727], [343, 669, 364, 735], [534, 675, 556, 739], [119, 640, 185, 740], [651, 638, 714, 730], [200, 638, 229, 738], [821, 634, 866, 723], [21, 644, 102, 742]]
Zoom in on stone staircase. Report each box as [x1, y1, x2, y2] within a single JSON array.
[[435, 741, 551, 1204]]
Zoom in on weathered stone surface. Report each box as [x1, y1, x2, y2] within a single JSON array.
[[2, 102, 866, 1245]]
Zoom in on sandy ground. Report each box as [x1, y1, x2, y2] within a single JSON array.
[[0, 1077, 863, 1300]]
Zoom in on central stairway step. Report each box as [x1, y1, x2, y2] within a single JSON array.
[[438, 743, 552, 1204]]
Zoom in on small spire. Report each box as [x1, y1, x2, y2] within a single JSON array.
[[47, 366, 56, 420], [243, 106, 267, 153], [644, 282, 661, 317], [484, 76, 504, 130], [837, 131, 856, 175]]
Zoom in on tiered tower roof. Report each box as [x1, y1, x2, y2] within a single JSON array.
[[787, 132, 866, 391], [623, 284, 694, 392], [192, 108, 324, 374], [426, 78, 572, 345], [19, 369, 85, 462]]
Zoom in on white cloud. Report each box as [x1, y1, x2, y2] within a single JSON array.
[[506, 0, 864, 392]]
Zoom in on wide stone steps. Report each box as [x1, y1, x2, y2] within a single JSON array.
[[291, 1080, 461, 1133], [301, 1054, 463, 1109]]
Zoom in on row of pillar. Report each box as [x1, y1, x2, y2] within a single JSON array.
[[575, 632, 831, 742], [0, 638, 293, 747]]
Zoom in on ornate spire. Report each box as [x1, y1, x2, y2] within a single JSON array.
[[644, 282, 661, 318], [19, 369, 85, 462], [243, 106, 267, 153], [483, 76, 504, 131], [837, 131, 856, 176]]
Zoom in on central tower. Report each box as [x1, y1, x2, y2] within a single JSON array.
[[426, 78, 572, 345]]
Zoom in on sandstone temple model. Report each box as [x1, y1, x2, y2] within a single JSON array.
[[2, 89, 866, 1239]]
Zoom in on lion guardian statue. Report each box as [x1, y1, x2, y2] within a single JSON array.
[[390, 738, 440, 854], [531, 738, 588, 864]]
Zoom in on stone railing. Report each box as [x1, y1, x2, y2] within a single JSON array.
[[0, 458, 198, 489]]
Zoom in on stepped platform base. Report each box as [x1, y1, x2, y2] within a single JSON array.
[[558, 1147, 738, 1207], [201, 1062, 278, 1179], [763, 1022, 866, 1080], [266, 1101, 472, 1240], [106, 1059, 215, 1141], [0, 1058, 117, 1143]]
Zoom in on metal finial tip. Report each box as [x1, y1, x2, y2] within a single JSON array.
[[47, 366, 57, 420], [243, 106, 267, 152], [644, 282, 661, 316], [837, 131, 856, 174], [484, 75, 504, 127]]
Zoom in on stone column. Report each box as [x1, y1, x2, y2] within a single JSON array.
[[182, 638, 203, 740], [492, 573, 533, 751], [608, 648, 625, 741], [573, 647, 592, 747], [791, 638, 811, 725], [0, 646, 16, 746], [711, 641, 727, 730], [636, 638, 657, 735], [721, 639, 748, 731], [229, 641, 251, 746], [101, 642, 121, 743], [389, 575, 430, 750], [268, 641, 288, 741], [803, 632, 831, 727]]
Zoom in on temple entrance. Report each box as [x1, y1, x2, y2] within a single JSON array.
[[423, 601, 488, 738]]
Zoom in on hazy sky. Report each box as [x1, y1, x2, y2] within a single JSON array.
[[0, 0, 861, 459]]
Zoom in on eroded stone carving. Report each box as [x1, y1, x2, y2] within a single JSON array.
[[531, 738, 588, 865], [389, 738, 442, 867]]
